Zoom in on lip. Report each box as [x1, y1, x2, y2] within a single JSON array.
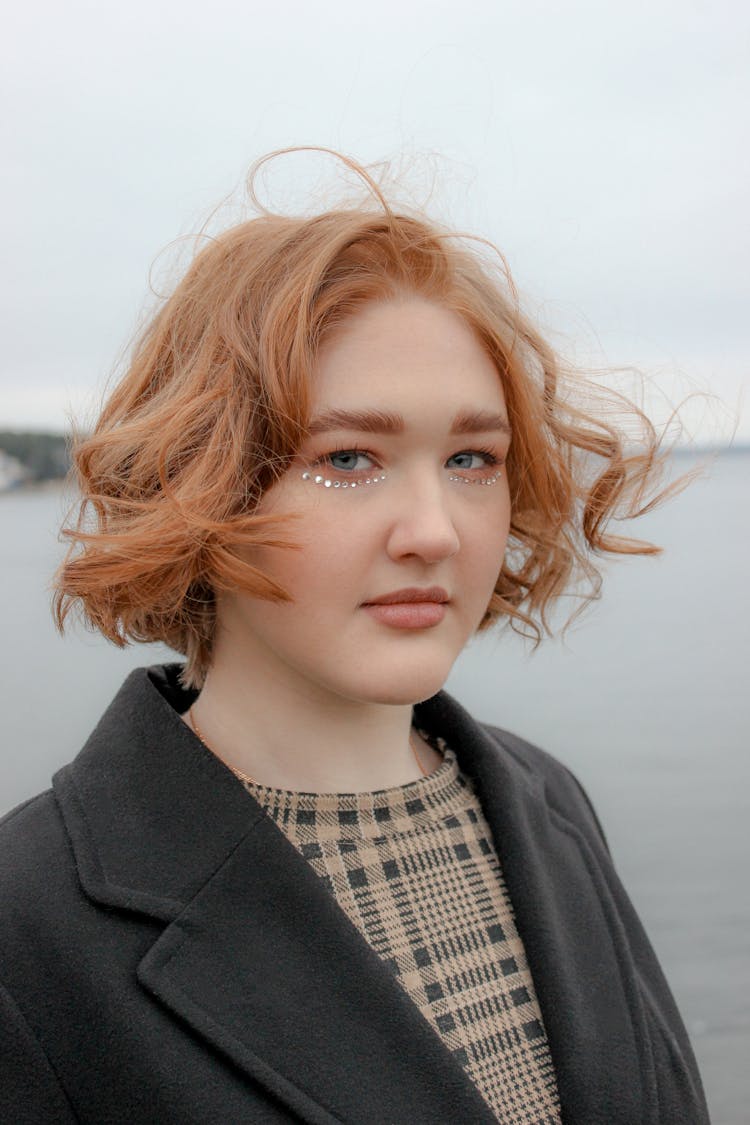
[[361, 587, 449, 630], [362, 587, 449, 606]]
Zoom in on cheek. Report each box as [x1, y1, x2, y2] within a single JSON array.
[[471, 538, 508, 594], [459, 513, 510, 619], [463, 492, 511, 561], [247, 510, 372, 609]]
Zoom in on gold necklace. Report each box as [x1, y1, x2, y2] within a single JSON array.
[[187, 707, 430, 786]]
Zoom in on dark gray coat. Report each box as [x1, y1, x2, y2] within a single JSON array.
[[0, 664, 709, 1123]]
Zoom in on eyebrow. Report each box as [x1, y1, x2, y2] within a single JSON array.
[[451, 410, 512, 437], [307, 408, 512, 437]]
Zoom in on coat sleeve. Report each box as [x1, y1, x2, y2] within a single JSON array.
[[0, 979, 78, 1124]]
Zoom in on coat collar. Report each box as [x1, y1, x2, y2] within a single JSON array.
[[53, 663, 655, 1124]]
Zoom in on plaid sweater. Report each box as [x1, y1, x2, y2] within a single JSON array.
[[242, 733, 562, 1125]]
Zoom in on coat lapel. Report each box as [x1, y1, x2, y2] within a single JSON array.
[[138, 803, 499, 1124], [415, 692, 656, 1124], [55, 666, 498, 1124]]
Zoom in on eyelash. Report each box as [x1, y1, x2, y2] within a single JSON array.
[[314, 445, 502, 478], [446, 447, 501, 472]]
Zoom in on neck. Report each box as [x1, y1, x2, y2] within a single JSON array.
[[184, 640, 442, 794]]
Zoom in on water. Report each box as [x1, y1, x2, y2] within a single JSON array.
[[1, 453, 747, 1122]]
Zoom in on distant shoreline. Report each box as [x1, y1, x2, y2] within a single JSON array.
[[0, 478, 70, 496]]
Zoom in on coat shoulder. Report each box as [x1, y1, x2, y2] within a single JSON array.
[[0, 788, 82, 951], [477, 721, 611, 853], [0, 789, 71, 893]]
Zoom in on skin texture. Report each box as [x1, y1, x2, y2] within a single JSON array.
[[190, 297, 512, 792]]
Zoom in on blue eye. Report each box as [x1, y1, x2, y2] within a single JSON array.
[[325, 449, 376, 472], [447, 450, 498, 471]]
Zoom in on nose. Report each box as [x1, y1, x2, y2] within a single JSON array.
[[384, 473, 460, 564]]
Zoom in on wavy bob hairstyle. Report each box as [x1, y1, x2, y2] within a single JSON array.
[[54, 151, 673, 688]]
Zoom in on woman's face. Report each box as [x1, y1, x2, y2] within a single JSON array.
[[215, 296, 512, 707]]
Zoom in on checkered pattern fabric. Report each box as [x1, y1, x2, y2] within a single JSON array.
[[242, 734, 562, 1124]]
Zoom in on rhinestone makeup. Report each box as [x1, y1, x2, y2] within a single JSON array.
[[301, 471, 387, 489], [301, 469, 502, 488], [447, 471, 503, 485]]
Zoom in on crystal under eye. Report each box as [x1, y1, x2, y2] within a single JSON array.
[[301, 469, 502, 488], [301, 471, 387, 489], [447, 470, 503, 485]]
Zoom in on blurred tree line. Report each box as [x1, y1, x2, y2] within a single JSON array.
[[0, 432, 71, 482]]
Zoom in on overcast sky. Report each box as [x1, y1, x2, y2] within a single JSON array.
[[2, 0, 747, 443]]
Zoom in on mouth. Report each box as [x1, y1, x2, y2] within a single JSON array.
[[361, 587, 449, 629], [363, 587, 449, 606]]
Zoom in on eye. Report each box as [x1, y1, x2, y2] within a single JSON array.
[[323, 449, 376, 472], [446, 449, 499, 472]]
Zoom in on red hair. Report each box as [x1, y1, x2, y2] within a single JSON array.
[[53, 152, 678, 688]]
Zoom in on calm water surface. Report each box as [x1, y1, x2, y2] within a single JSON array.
[[1, 453, 748, 1122]]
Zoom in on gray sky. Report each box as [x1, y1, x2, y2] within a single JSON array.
[[2, 0, 747, 442]]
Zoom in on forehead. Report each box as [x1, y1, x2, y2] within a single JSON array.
[[312, 298, 507, 417]]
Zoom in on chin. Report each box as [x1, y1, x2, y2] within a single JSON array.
[[341, 660, 456, 707]]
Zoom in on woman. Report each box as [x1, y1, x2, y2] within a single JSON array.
[[0, 154, 709, 1123]]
